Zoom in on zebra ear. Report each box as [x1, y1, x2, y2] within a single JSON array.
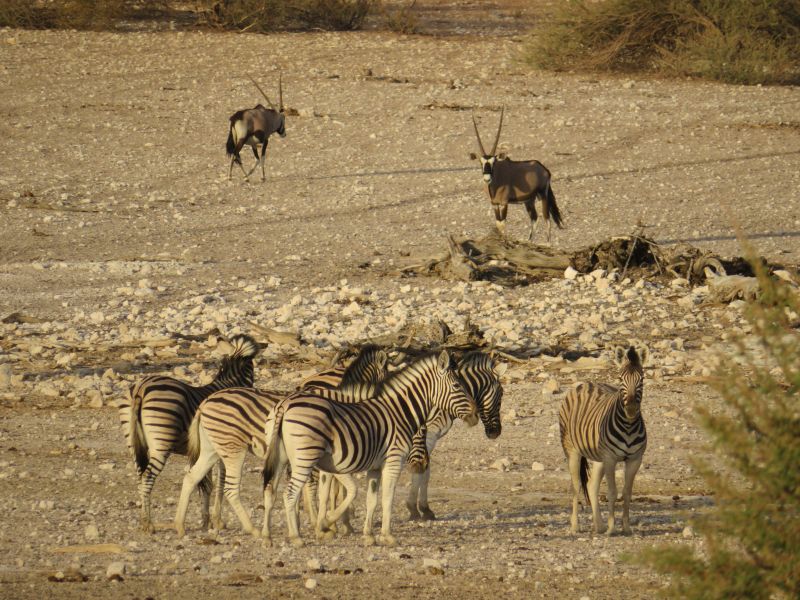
[[216, 337, 235, 356], [437, 349, 451, 372], [638, 345, 650, 366], [376, 350, 389, 370], [613, 346, 626, 366], [493, 361, 508, 378]]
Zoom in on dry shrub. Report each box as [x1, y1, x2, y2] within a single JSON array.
[[526, 0, 800, 85], [201, 0, 373, 32], [0, 0, 162, 30], [381, 0, 419, 34]]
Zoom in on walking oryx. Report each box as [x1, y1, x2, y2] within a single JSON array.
[[226, 75, 286, 182], [470, 107, 563, 242], [558, 345, 649, 535]]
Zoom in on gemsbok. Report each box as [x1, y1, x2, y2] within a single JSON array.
[[226, 75, 286, 182], [470, 107, 563, 242]]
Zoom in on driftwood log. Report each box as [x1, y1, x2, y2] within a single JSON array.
[[399, 231, 791, 289]]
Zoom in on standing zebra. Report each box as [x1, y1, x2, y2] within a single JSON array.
[[559, 345, 649, 535], [173, 346, 388, 538], [261, 350, 478, 547], [405, 351, 506, 520], [117, 334, 260, 533]]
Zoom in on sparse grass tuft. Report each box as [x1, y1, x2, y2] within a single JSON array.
[[526, 0, 800, 85]]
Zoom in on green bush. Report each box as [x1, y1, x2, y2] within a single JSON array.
[[526, 0, 800, 85], [201, 0, 373, 32], [639, 258, 800, 598]]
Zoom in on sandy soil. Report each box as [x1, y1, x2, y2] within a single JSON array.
[[0, 6, 799, 599]]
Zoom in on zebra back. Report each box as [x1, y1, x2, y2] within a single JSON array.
[[300, 345, 389, 401]]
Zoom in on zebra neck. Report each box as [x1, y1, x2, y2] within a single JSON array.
[[202, 365, 252, 394], [375, 373, 432, 431], [613, 396, 642, 429]]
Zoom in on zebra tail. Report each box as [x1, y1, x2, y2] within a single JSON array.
[[261, 402, 285, 490], [129, 384, 149, 476], [544, 183, 564, 229], [186, 410, 213, 496], [579, 456, 590, 504]]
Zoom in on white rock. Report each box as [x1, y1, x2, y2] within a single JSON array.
[[542, 379, 560, 395], [682, 526, 694, 538], [306, 558, 323, 571], [90, 311, 105, 324], [305, 578, 318, 590], [106, 562, 126, 581], [490, 457, 512, 472], [87, 389, 104, 409], [84, 523, 100, 541], [564, 267, 579, 280], [423, 558, 444, 570], [0, 364, 12, 389], [531, 462, 545, 472]]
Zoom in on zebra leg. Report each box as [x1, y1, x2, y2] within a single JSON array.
[[567, 452, 583, 533], [588, 461, 606, 534], [175, 446, 216, 538], [315, 471, 336, 541], [377, 459, 403, 546], [621, 455, 643, 535], [405, 470, 422, 520], [302, 471, 319, 527], [323, 474, 358, 534], [334, 477, 355, 535], [416, 466, 436, 521], [210, 461, 226, 530], [362, 470, 381, 546], [603, 461, 618, 536], [222, 453, 260, 538], [139, 451, 169, 533], [261, 462, 285, 548]]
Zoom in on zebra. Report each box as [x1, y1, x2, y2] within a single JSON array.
[[173, 345, 389, 538], [117, 334, 260, 533], [405, 351, 507, 520], [260, 350, 478, 548], [558, 345, 649, 535]]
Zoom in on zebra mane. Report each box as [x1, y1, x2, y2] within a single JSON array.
[[458, 350, 491, 368], [228, 334, 261, 359], [371, 350, 452, 396]]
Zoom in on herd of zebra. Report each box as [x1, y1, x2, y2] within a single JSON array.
[[116, 333, 650, 547]]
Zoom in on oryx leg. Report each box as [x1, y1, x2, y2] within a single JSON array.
[[524, 198, 538, 241], [244, 143, 261, 179], [493, 204, 508, 238], [259, 139, 268, 181], [621, 455, 643, 535]]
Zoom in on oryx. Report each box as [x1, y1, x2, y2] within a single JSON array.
[[470, 107, 563, 242], [226, 75, 286, 182]]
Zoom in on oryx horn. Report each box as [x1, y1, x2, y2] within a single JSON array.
[[490, 105, 504, 156], [278, 71, 283, 113], [248, 76, 277, 111], [471, 112, 487, 156]]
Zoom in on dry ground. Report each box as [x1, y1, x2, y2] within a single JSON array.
[[0, 4, 799, 599]]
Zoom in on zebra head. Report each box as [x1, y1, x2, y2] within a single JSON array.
[[469, 107, 506, 185], [434, 350, 479, 427], [613, 345, 649, 420], [339, 345, 389, 394], [213, 334, 261, 387], [458, 353, 507, 439]]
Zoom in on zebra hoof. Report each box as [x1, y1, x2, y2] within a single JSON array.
[[377, 534, 397, 547], [289, 536, 304, 548], [141, 521, 156, 534], [362, 535, 376, 547], [419, 508, 436, 521], [175, 525, 186, 538], [316, 529, 335, 542], [262, 538, 273, 549]]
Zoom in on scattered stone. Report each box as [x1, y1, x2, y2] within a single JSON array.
[[531, 462, 545, 472], [564, 266, 579, 280], [84, 523, 100, 541], [307, 558, 323, 572], [106, 561, 126, 581], [542, 379, 560, 395], [682, 526, 694, 538], [305, 578, 318, 590]]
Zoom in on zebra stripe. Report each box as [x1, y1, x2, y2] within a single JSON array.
[[405, 351, 507, 520], [260, 350, 478, 548], [173, 346, 388, 538], [558, 344, 649, 535], [117, 334, 259, 533]]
